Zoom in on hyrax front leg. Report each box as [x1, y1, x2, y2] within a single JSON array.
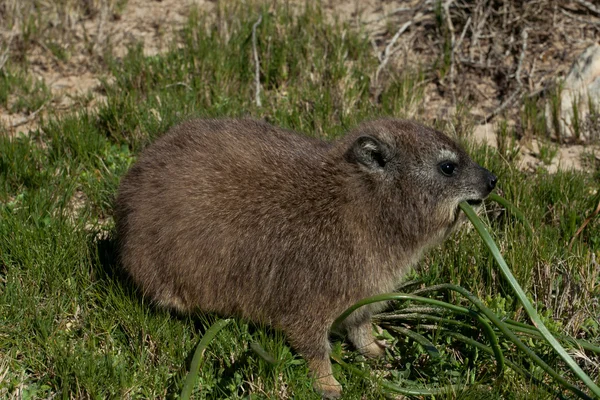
[[307, 355, 342, 399], [288, 328, 342, 399]]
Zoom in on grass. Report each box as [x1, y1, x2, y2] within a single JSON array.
[[0, 0, 122, 64], [0, 65, 50, 114], [1, 3, 599, 399]]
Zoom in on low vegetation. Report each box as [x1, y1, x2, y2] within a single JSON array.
[[0, 3, 598, 399]]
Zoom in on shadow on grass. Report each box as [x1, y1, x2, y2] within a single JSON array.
[[89, 233, 284, 398], [92, 234, 126, 282]]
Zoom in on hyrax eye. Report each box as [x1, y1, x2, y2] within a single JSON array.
[[439, 161, 457, 177]]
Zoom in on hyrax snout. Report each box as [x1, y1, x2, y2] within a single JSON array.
[[115, 118, 496, 398]]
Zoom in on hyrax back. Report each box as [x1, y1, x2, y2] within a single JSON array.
[[115, 118, 496, 398]]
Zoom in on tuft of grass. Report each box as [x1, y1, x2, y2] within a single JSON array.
[[521, 95, 547, 140], [0, 4, 598, 399], [495, 120, 520, 162], [0, 0, 120, 64], [0, 65, 50, 114], [538, 141, 558, 166], [549, 81, 564, 143]]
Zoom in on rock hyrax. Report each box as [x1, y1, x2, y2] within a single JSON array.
[[115, 118, 497, 398]]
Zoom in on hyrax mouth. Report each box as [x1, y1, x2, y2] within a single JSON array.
[[466, 198, 483, 206], [452, 198, 483, 225]]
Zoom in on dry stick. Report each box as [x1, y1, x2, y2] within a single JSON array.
[[33, 39, 64, 64], [374, 21, 412, 83], [0, 46, 9, 72], [364, 0, 434, 26], [469, 1, 490, 64], [164, 82, 193, 91], [484, 28, 528, 123], [515, 28, 528, 88], [0, 35, 13, 72], [252, 15, 263, 108], [371, 39, 381, 62], [574, 0, 600, 15], [442, 0, 456, 101], [363, 6, 414, 26], [12, 103, 46, 128], [560, 8, 600, 26], [93, 0, 109, 54], [568, 199, 600, 251], [455, 16, 471, 52], [529, 57, 537, 91]]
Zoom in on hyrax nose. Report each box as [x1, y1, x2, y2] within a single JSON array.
[[487, 172, 497, 191]]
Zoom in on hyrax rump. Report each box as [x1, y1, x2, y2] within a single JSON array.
[[115, 118, 496, 398]]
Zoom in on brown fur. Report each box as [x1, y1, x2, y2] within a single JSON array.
[[114, 118, 496, 398]]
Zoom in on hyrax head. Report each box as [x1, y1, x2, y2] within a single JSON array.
[[343, 119, 497, 238]]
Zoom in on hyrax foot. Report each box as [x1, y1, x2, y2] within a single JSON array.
[[314, 374, 342, 399], [348, 322, 386, 358], [360, 340, 386, 358], [309, 356, 342, 398]]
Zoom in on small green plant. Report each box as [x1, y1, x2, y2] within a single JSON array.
[[45, 40, 70, 62], [571, 95, 582, 140], [549, 81, 564, 142], [585, 96, 600, 142], [521, 95, 547, 139], [538, 141, 558, 166], [0, 65, 50, 113], [496, 120, 520, 161]]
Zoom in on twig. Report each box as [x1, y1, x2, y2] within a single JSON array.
[[515, 28, 528, 88], [442, 0, 456, 99], [374, 21, 412, 83], [164, 82, 193, 91], [483, 27, 528, 123], [252, 15, 263, 107], [560, 8, 600, 26], [0, 46, 9, 72], [483, 89, 522, 123], [34, 39, 62, 63], [529, 57, 537, 91], [469, 2, 491, 63], [371, 38, 381, 62], [0, 35, 13, 72], [574, 0, 600, 15], [568, 199, 600, 250], [362, 7, 414, 26], [363, 0, 435, 27], [12, 103, 46, 128], [455, 16, 471, 53], [93, 0, 109, 54]]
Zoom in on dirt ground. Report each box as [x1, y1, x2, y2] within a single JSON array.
[[2, 0, 599, 173]]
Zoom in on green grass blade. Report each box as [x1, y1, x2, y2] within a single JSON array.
[[330, 352, 460, 396], [503, 320, 600, 354], [488, 193, 534, 235], [413, 283, 590, 398], [460, 201, 600, 398], [385, 326, 441, 359], [332, 292, 505, 377], [376, 312, 478, 332], [443, 331, 569, 400], [180, 319, 232, 400], [250, 341, 278, 365]]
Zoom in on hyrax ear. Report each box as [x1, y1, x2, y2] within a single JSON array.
[[346, 135, 391, 171]]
